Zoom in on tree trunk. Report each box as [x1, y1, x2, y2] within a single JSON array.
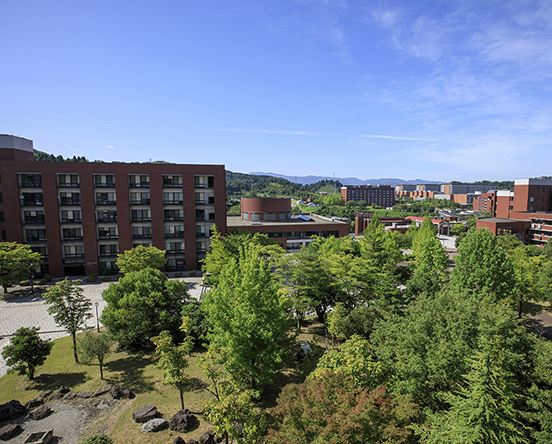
[[518, 293, 523, 319], [99, 358, 104, 380], [178, 383, 184, 410], [72, 333, 79, 363]]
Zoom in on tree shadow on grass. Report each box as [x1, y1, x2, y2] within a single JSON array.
[[105, 353, 157, 394], [31, 371, 88, 391], [187, 377, 207, 392]]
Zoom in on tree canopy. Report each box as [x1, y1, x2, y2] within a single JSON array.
[[0, 242, 43, 292], [2, 327, 52, 380], [116, 245, 167, 274]]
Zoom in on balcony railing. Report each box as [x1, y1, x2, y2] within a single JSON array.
[[162, 182, 182, 188], [132, 233, 152, 239], [96, 200, 116, 205], [165, 232, 185, 238], [99, 251, 119, 257], [20, 182, 42, 188], [21, 199, 43, 206], [129, 182, 150, 188], [97, 216, 117, 223], [165, 216, 184, 222], [61, 218, 82, 224], [26, 236, 47, 242], [59, 199, 81, 206], [166, 249, 185, 255], [63, 236, 83, 241], [58, 182, 79, 188], [98, 234, 118, 240], [196, 232, 207, 238], [195, 198, 215, 205], [94, 182, 116, 188], [64, 253, 84, 259], [131, 217, 151, 223], [163, 200, 183, 205], [130, 199, 151, 205], [24, 218, 45, 225]]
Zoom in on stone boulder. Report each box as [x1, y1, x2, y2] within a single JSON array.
[[169, 409, 197, 432], [50, 386, 71, 401], [29, 405, 51, 420], [24, 398, 43, 409], [132, 405, 159, 423], [110, 385, 135, 400], [77, 391, 93, 398], [199, 431, 216, 444], [122, 388, 135, 399], [141, 418, 168, 432], [64, 392, 77, 400], [0, 423, 22, 440], [0, 400, 26, 421], [173, 437, 186, 444], [38, 390, 52, 399], [94, 384, 113, 397], [187, 440, 199, 444]]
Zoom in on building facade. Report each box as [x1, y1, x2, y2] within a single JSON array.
[[341, 185, 395, 207], [227, 197, 349, 250], [0, 135, 226, 277]]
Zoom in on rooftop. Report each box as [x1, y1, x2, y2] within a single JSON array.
[[227, 213, 349, 228]]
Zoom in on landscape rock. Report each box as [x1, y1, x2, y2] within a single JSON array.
[[0, 423, 22, 440], [77, 391, 93, 398], [199, 430, 216, 444], [24, 398, 43, 409], [58, 385, 70, 394], [110, 385, 134, 399], [169, 409, 197, 432], [0, 400, 26, 421], [122, 388, 135, 399], [141, 418, 168, 432], [187, 440, 199, 444], [50, 386, 70, 401], [97, 400, 111, 410], [94, 384, 113, 397], [133, 405, 159, 423], [173, 437, 186, 444], [38, 390, 52, 399], [64, 391, 77, 400], [28, 405, 51, 420]]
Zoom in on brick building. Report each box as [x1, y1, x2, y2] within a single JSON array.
[[341, 185, 395, 207], [227, 197, 349, 250], [0, 135, 226, 277]]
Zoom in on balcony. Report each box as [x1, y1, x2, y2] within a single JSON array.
[[166, 249, 185, 255], [20, 181, 42, 188], [196, 197, 215, 205], [58, 182, 79, 188], [129, 182, 150, 188], [99, 251, 118, 257], [162, 181, 182, 188], [23, 217, 45, 225], [26, 236, 47, 242], [196, 232, 207, 238], [165, 232, 184, 238], [94, 181, 116, 188], [97, 216, 117, 223], [21, 199, 43, 207], [131, 217, 151, 223], [64, 253, 84, 259], [59, 199, 81, 206], [63, 236, 83, 241], [130, 199, 151, 205], [132, 233, 152, 239], [61, 218, 82, 224], [165, 216, 183, 222], [96, 199, 116, 205], [163, 199, 183, 205]]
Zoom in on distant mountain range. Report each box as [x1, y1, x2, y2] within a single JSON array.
[[248, 172, 442, 186]]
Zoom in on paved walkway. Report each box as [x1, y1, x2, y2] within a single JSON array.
[[0, 277, 204, 378]]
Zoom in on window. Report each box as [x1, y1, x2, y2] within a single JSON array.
[[24, 211, 45, 224], [0, 192, 3, 203], [509, 206, 513, 210], [59, 192, 80, 205], [94, 174, 115, 187], [163, 192, 183, 205], [530, 197, 534, 202], [63, 228, 83, 241], [162, 175, 182, 187], [0, 211, 3, 222], [99, 244, 118, 256], [165, 241, 185, 254], [130, 192, 150, 205], [164, 209, 183, 221], [58, 174, 79, 187], [1, 230, 5, 241], [165, 225, 184, 238], [132, 226, 152, 239], [25, 229, 46, 242], [129, 175, 150, 187], [61, 210, 82, 223], [98, 227, 118, 239], [64, 245, 84, 258], [96, 210, 117, 223], [95, 192, 116, 205], [131, 209, 151, 222]]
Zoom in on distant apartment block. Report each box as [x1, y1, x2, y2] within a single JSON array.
[[341, 185, 395, 207], [0, 135, 226, 277]]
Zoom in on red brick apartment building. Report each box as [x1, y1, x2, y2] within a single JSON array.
[[0, 135, 226, 277], [341, 185, 395, 207], [476, 179, 552, 245], [227, 197, 349, 250]]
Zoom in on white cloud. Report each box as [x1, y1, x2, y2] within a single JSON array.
[[106, 145, 115, 150], [207, 127, 323, 136], [358, 134, 438, 142]]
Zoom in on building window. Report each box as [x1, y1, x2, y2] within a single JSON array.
[[129, 175, 150, 187], [95, 192, 116, 205], [61, 210, 82, 223], [0, 211, 4, 222], [131, 209, 151, 222], [162, 175, 182, 187], [1, 230, 5, 241], [94, 174, 115, 187], [64, 245, 84, 258]]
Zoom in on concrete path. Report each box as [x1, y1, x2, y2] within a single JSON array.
[[0, 276, 204, 378]]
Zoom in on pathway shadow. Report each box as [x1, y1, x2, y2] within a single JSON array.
[[32, 371, 88, 391], [105, 353, 157, 394], [0, 287, 47, 304]]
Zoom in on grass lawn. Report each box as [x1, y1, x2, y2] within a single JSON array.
[[0, 320, 326, 443]]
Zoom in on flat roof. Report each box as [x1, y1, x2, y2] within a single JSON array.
[[478, 217, 527, 223], [227, 213, 348, 228]]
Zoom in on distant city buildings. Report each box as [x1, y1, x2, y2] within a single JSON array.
[[341, 185, 395, 207]]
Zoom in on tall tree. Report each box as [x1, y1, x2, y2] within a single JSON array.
[[451, 227, 514, 300], [116, 245, 167, 274], [44, 279, 92, 363], [79, 331, 113, 379], [151, 330, 193, 410], [511, 246, 545, 318], [2, 327, 52, 380], [101, 268, 188, 349], [419, 338, 529, 444], [0, 242, 42, 293], [202, 243, 294, 392]]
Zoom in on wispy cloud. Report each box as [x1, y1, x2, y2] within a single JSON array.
[[358, 134, 438, 142], [106, 145, 115, 150], [207, 127, 323, 136]]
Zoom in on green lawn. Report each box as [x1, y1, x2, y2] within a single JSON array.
[[0, 322, 324, 443]]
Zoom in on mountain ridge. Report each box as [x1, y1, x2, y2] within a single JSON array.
[[247, 172, 442, 186]]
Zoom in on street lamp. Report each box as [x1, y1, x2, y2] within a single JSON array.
[[94, 301, 100, 332]]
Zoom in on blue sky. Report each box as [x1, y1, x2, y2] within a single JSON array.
[[1, 0, 551, 182]]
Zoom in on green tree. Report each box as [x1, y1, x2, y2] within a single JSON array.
[[0, 242, 42, 293], [2, 327, 52, 380], [78, 434, 114, 444], [419, 338, 529, 444], [311, 334, 381, 388], [151, 330, 193, 410], [267, 370, 418, 444], [44, 279, 92, 364], [451, 227, 514, 301], [544, 239, 552, 260], [79, 331, 113, 379], [450, 223, 467, 237], [101, 268, 188, 349], [116, 245, 167, 274], [202, 243, 294, 392], [511, 246, 545, 318]]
